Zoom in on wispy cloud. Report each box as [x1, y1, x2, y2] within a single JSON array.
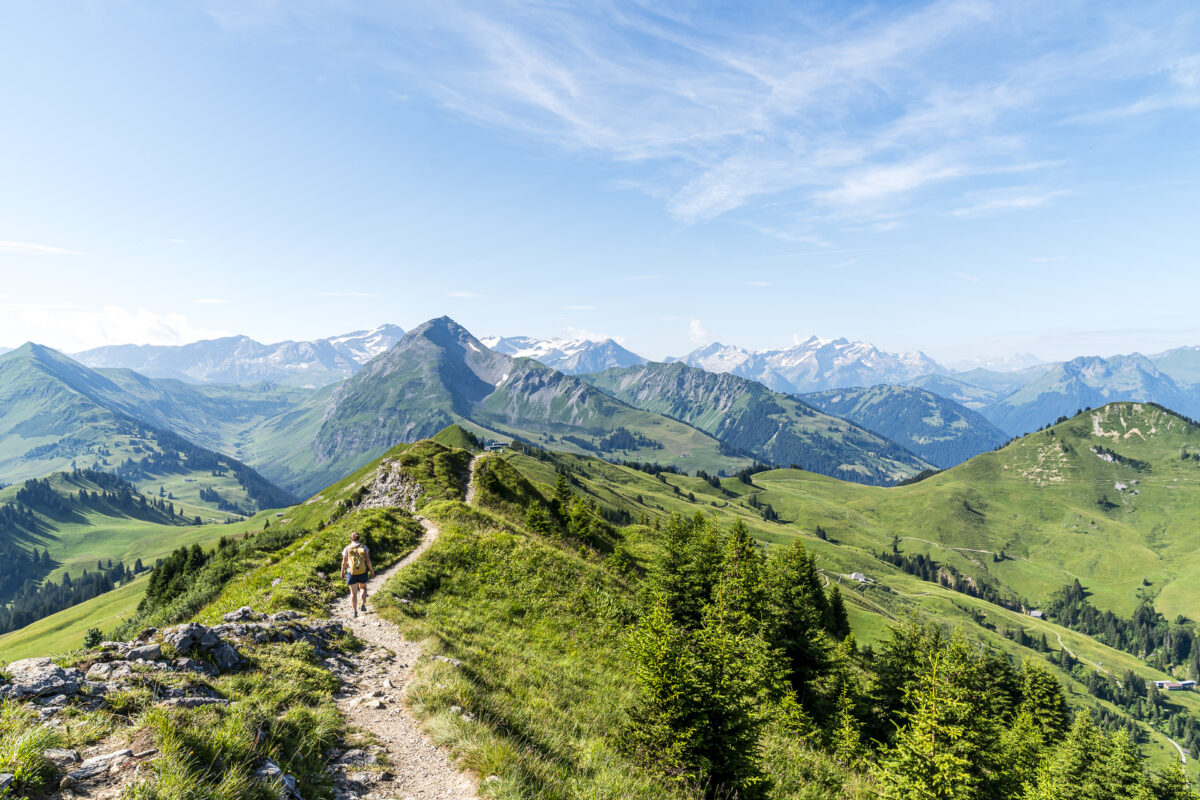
[[315, 290, 383, 298], [621, 273, 667, 281], [209, 2, 1200, 235], [1031, 255, 1067, 263], [195, 298, 228, 304], [0, 240, 82, 256], [168, 238, 186, 245], [447, 290, 483, 298], [688, 318, 710, 344], [745, 280, 771, 287], [564, 304, 596, 310], [952, 271, 982, 282], [951, 187, 1070, 217]]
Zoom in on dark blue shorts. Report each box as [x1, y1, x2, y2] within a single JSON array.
[[346, 572, 369, 585]]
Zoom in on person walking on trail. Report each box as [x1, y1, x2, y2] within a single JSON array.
[[341, 531, 374, 617]]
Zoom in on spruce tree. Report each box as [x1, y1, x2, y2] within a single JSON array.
[[765, 539, 831, 695], [874, 652, 975, 800], [825, 584, 850, 639]]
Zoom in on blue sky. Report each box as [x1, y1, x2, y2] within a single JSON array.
[[1, 1, 1199, 365]]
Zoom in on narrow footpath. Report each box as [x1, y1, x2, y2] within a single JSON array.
[[326, 457, 482, 800]]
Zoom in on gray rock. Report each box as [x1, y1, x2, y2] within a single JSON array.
[[211, 641, 243, 671], [270, 610, 302, 622], [6, 657, 85, 697], [0, 773, 13, 791], [223, 606, 263, 623], [336, 749, 378, 767], [69, 749, 132, 782], [167, 622, 221, 653], [271, 577, 282, 587], [43, 748, 80, 767], [136, 627, 158, 641], [0, 685, 12, 700], [173, 656, 217, 676], [87, 661, 132, 681], [127, 643, 162, 661]]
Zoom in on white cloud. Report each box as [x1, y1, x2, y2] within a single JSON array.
[[688, 318, 710, 344], [447, 290, 483, 298], [168, 238, 186, 244], [951, 188, 1069, 217], [1031, 255, 1067, 263], [952, 271, 982, 282], [621, 273, 667, 281], [745, 280, 771, 287], [0, 304, 228, 352], [564, 304, 596, 310], [0, 240, 82, 256], [195, 298, 229, 304]]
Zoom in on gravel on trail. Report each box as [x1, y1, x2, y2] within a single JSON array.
[[328, 468, 480, 800]]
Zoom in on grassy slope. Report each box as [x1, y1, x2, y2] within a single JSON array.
[[0, 472, 254, 585]]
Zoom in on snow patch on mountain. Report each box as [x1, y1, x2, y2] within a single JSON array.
[[481, 335, 646, 374], [678, 336, 944, 393]]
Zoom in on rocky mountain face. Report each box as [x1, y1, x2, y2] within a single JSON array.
[[583, 361, 933, 485], [73, 324, 405, 387], [800, 384, 1009, 469], [677, 336, 944, 393], [480, 335, 647, 374]]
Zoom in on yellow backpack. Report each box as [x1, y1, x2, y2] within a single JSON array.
[[348, 544, 368, 575]]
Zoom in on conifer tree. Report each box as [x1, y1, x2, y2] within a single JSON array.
[[1019, 660, 1070, 743], [624, 598, 706, 779], [825, 584, 851, 639], [875, 652, 975, 800], [765, 539, 830, 695], [708, 519, 766, 638]]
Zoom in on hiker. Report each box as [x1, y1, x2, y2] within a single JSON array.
[[341, 531, 374, 617]]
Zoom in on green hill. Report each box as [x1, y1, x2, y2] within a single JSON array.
[[582, 361, 933, 485], [800, 383, 1009, 468], [0, 343, 296, 514]]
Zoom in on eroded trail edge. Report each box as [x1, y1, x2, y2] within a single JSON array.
[[326, 508, 477, 798]]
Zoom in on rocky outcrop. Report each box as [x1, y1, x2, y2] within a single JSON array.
[[3, 657, 85, 698], [355, 458, 424, 512]]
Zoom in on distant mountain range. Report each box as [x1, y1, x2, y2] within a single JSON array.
[[73, 324, 405, 387], [14, 318, 1200, 495], [480, 335, 646, 374], [673, 337, 945, 393]]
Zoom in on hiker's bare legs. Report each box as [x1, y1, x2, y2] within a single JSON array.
[[349, 581, 362, 615]]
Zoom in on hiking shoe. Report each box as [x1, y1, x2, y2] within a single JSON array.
[[353, 610, 358, 618], [362, 604, 369, 613]]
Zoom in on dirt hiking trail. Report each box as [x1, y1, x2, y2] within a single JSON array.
[[327, 457, 482, 799]]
